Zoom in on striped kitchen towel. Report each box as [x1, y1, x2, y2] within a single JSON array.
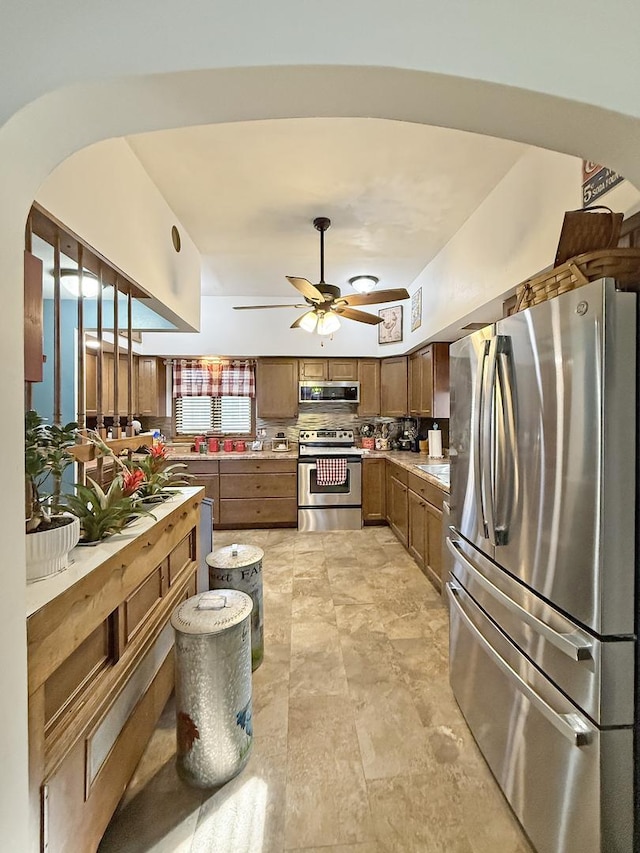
[[316, 457, 348, 486]]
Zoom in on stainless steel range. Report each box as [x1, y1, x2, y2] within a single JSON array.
[[297, 428, 363, 532]]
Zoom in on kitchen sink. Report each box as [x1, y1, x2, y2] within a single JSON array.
[[416, 463, 450, 486]]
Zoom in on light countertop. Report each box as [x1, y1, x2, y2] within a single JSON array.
[[168, 447, 449, 490]]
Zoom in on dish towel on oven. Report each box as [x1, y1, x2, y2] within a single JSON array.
[[316, 457, 348, 486]]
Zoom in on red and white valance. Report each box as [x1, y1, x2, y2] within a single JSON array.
[[173, 359, 255, 398]]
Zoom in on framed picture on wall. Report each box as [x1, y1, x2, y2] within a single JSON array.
[[378, 306, 403, 344], [411, 288, 422, 332]]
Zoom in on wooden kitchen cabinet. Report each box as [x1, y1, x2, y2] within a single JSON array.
[[137, 356, 166, 417], [328, 359, 358, 380], [183, 460, 220, 525], [362, 457, 386, 523], [425, 500, 444, 591], [218, 459, 297, 527], [299, 359, 327, 380], [358, 359, 381, 416], [380, 356, 408, 417], [257, 358, 298, 418], [409, 343, 450, 418], [386, 462, 408, 546], [408, 489, 427, 568]]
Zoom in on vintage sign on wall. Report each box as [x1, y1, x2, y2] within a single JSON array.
[[582, 161, 624, 207]]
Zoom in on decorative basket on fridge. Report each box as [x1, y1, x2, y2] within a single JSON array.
[[514, 206, 639, 313]]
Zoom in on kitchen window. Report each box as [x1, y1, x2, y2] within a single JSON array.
[[175, 395, 252, 435], [172, 358, 255, 436]]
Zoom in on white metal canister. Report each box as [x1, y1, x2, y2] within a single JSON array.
[[206, 543, 264, 670], [170, 589, 253, 788]]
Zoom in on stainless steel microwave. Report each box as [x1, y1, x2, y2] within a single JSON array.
[[298, 381, 360, 403]]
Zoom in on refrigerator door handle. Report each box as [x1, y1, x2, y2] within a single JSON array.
[[481, 337, 498, 545], [446, 538, 593, 661], [473, 339, 491, 538], [447, 582, 595, 747], [495, 338, 518, 546]]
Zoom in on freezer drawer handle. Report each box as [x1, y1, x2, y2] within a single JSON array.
[[447, 581, 594, 748], [447, 538, 593, 662]]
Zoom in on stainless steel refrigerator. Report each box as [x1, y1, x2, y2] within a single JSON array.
[[447, 278, 637, 853]]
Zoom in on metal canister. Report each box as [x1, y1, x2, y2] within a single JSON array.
[[206, 543, 264, 670], [171, 589, 253, 788]]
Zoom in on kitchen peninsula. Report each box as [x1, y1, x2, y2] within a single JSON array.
[[27, 487, 204, 853]]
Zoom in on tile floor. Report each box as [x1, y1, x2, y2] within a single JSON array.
[[99, 527, 532, 853]]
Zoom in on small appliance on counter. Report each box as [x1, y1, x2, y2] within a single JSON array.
[[271, 432, 290, 452], [398, 418, 417, 451]]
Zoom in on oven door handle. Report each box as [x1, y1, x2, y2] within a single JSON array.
[[447, 582, 594, 747], [447, 539, 593, 662]]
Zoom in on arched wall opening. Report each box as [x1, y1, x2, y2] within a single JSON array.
[[2, 62, 639, 846]]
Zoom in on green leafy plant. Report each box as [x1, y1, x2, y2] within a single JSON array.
[[63, 477, 155, 543], [25, 410, 78, 533], [124, 444, 191, 501]]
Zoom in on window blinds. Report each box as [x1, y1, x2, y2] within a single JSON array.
[[175, 395, 252, 435]]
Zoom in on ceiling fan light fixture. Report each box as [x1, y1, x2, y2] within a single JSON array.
[[298, 310, 318, 333], [316, 312, 341, 335], [349, 275, 379, 294]]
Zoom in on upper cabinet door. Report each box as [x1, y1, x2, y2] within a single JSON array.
[[328, 359, 358, 381], [299, 359, 328, 380], [257, 358, 298, 418], [358, 359, 380, 416], [408, 343, 450, 418], [380, 356, 408, 417]]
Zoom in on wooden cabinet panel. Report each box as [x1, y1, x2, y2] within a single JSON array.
[[299, 359, 328, 380], [380, 357, 408, 417], [86, 351, 97, 413], [220, 473, 296, 499], [168, 532, 194, 584], [362, 457, 386, 523], [328, 359, 358, 380], [257, 358, 298, 418], [358, 359, 381, 416], [425, 501, 443, 592], [409, 343, 450, 418], [125, 567, 164, 641], [183, 461, 220, 524], [137, 356, 166, 417], [219, 459, 296, 474], [387, 469, 408, 546], [408, 490, 426, 568], [219, 497, 297, 526], [24, 250, 44, 383]]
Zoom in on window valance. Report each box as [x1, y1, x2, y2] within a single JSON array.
[[172, 359, 255, 398]]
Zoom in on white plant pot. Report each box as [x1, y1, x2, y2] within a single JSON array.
[[25, 516, 81, 583]]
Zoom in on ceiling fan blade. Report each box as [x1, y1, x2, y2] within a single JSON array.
[[334, 306, 382, 325], [338, 288, 410, 307], [233, 304, 306, 310], [286, 276, 325, 302]]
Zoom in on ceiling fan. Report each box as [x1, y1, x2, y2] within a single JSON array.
[[233, 217, 409, 334]]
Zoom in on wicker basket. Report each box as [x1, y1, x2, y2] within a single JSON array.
[[514, 248, 640, 313]]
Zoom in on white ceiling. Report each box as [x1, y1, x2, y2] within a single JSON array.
[[126, 118, 525, 300]]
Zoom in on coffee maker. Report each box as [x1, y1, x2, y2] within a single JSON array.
[[397, 418, 417, 451]]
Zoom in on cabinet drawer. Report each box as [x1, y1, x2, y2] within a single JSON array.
[[183, 459, 220, 474], [219, 459, 296, 474], [408, 472, 445, 508], [219, 498, 297, 526], [387, 462, 408, 486], [220, 473, 297, 499]]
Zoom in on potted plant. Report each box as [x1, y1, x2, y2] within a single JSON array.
[[25, 410, 81, 582], [63, 475, 155, 544], [124, 444, 191, 503]]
